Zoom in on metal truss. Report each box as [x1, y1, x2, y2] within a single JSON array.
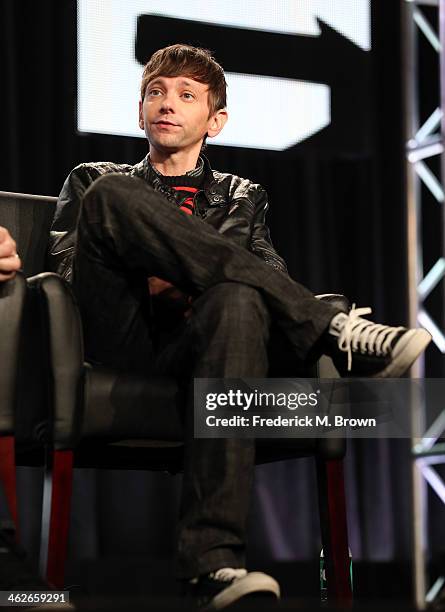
[[404, 0, 445, 608]]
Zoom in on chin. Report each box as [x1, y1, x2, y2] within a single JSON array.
[[150, 140, 181, 154]]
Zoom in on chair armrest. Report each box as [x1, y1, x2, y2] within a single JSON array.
[[314, 292, 349, 378], [27, 273, 84, 449], [0, 273, 26, 434], [315, 293, 349, 460]]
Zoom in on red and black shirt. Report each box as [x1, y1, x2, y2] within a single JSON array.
[[149, 155, 205, 215]]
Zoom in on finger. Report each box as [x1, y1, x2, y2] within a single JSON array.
[[0, 254, 22, 274], [0, 238, 17, 258], [0, 226, 10, 242], [0, 270, 16, 281]]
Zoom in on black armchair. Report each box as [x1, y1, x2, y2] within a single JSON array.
[[0, 190, 353, 606]]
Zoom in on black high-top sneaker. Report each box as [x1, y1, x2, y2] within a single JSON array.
[[188, 568, 280, 611], [327, 305, 431, 377]]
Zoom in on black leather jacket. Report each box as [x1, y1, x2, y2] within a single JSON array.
[[47, 154, 288, 282]]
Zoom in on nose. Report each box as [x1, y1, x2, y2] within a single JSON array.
[[159, 90, 176, 113]]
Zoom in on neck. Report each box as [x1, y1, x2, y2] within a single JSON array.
[[148, 146, 201, 176]]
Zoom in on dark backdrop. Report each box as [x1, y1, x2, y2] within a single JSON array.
[[2, 0, 443, 592]]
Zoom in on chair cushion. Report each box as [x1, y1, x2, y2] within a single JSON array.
[[81, 365, 185, 441], [79, 364, 345, 463]]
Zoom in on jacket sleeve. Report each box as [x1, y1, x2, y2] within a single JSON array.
[[46, 164, 94, 283], [250, 186, 288, 275]]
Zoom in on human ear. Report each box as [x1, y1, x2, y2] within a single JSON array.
[[138, 99, 144, 130], [207, 109, 228, 138]]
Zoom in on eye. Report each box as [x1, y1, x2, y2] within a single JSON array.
[[148, 88, 162, 97], [182, 92, 195, 100]]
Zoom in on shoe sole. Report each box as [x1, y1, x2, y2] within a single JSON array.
[[372, 329, 431, 378], [204, 572, 280, 611]]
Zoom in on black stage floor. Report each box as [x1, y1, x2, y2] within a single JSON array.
[[60, 559, 444, 611], [2, 535, 444, 611]]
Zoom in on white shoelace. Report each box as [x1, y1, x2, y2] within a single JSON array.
[[336, 304, 404, 371]]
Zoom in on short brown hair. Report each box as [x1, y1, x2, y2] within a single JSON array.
[[140, 44, 227, 117]]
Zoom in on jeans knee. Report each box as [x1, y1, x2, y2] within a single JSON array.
[[87, 172, 134, 194], [81, 173, 156, 220], [84, 173, 127, 204]]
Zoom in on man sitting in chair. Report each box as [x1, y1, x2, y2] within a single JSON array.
[[48, 44, 430, 610]]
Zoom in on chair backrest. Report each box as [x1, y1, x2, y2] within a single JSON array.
[[0, 191, 57, 276]]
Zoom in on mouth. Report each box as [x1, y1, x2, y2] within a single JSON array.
[[155, 120, 179, 127]]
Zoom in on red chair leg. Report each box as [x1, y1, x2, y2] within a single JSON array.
[[0, 435, 18, 530], [45, 450, 74, 589], [316, 457, 353, 607]]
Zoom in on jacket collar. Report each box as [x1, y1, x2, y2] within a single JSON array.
[[131, 153, 219, 193]]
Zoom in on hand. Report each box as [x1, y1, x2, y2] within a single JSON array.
[[147, 276, 190, 302], [148, 277, 193, 318], [147, 276, 178, 297], [0, 227, 21, 281]]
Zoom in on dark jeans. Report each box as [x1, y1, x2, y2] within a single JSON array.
[[72, 173, 340, 579]]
